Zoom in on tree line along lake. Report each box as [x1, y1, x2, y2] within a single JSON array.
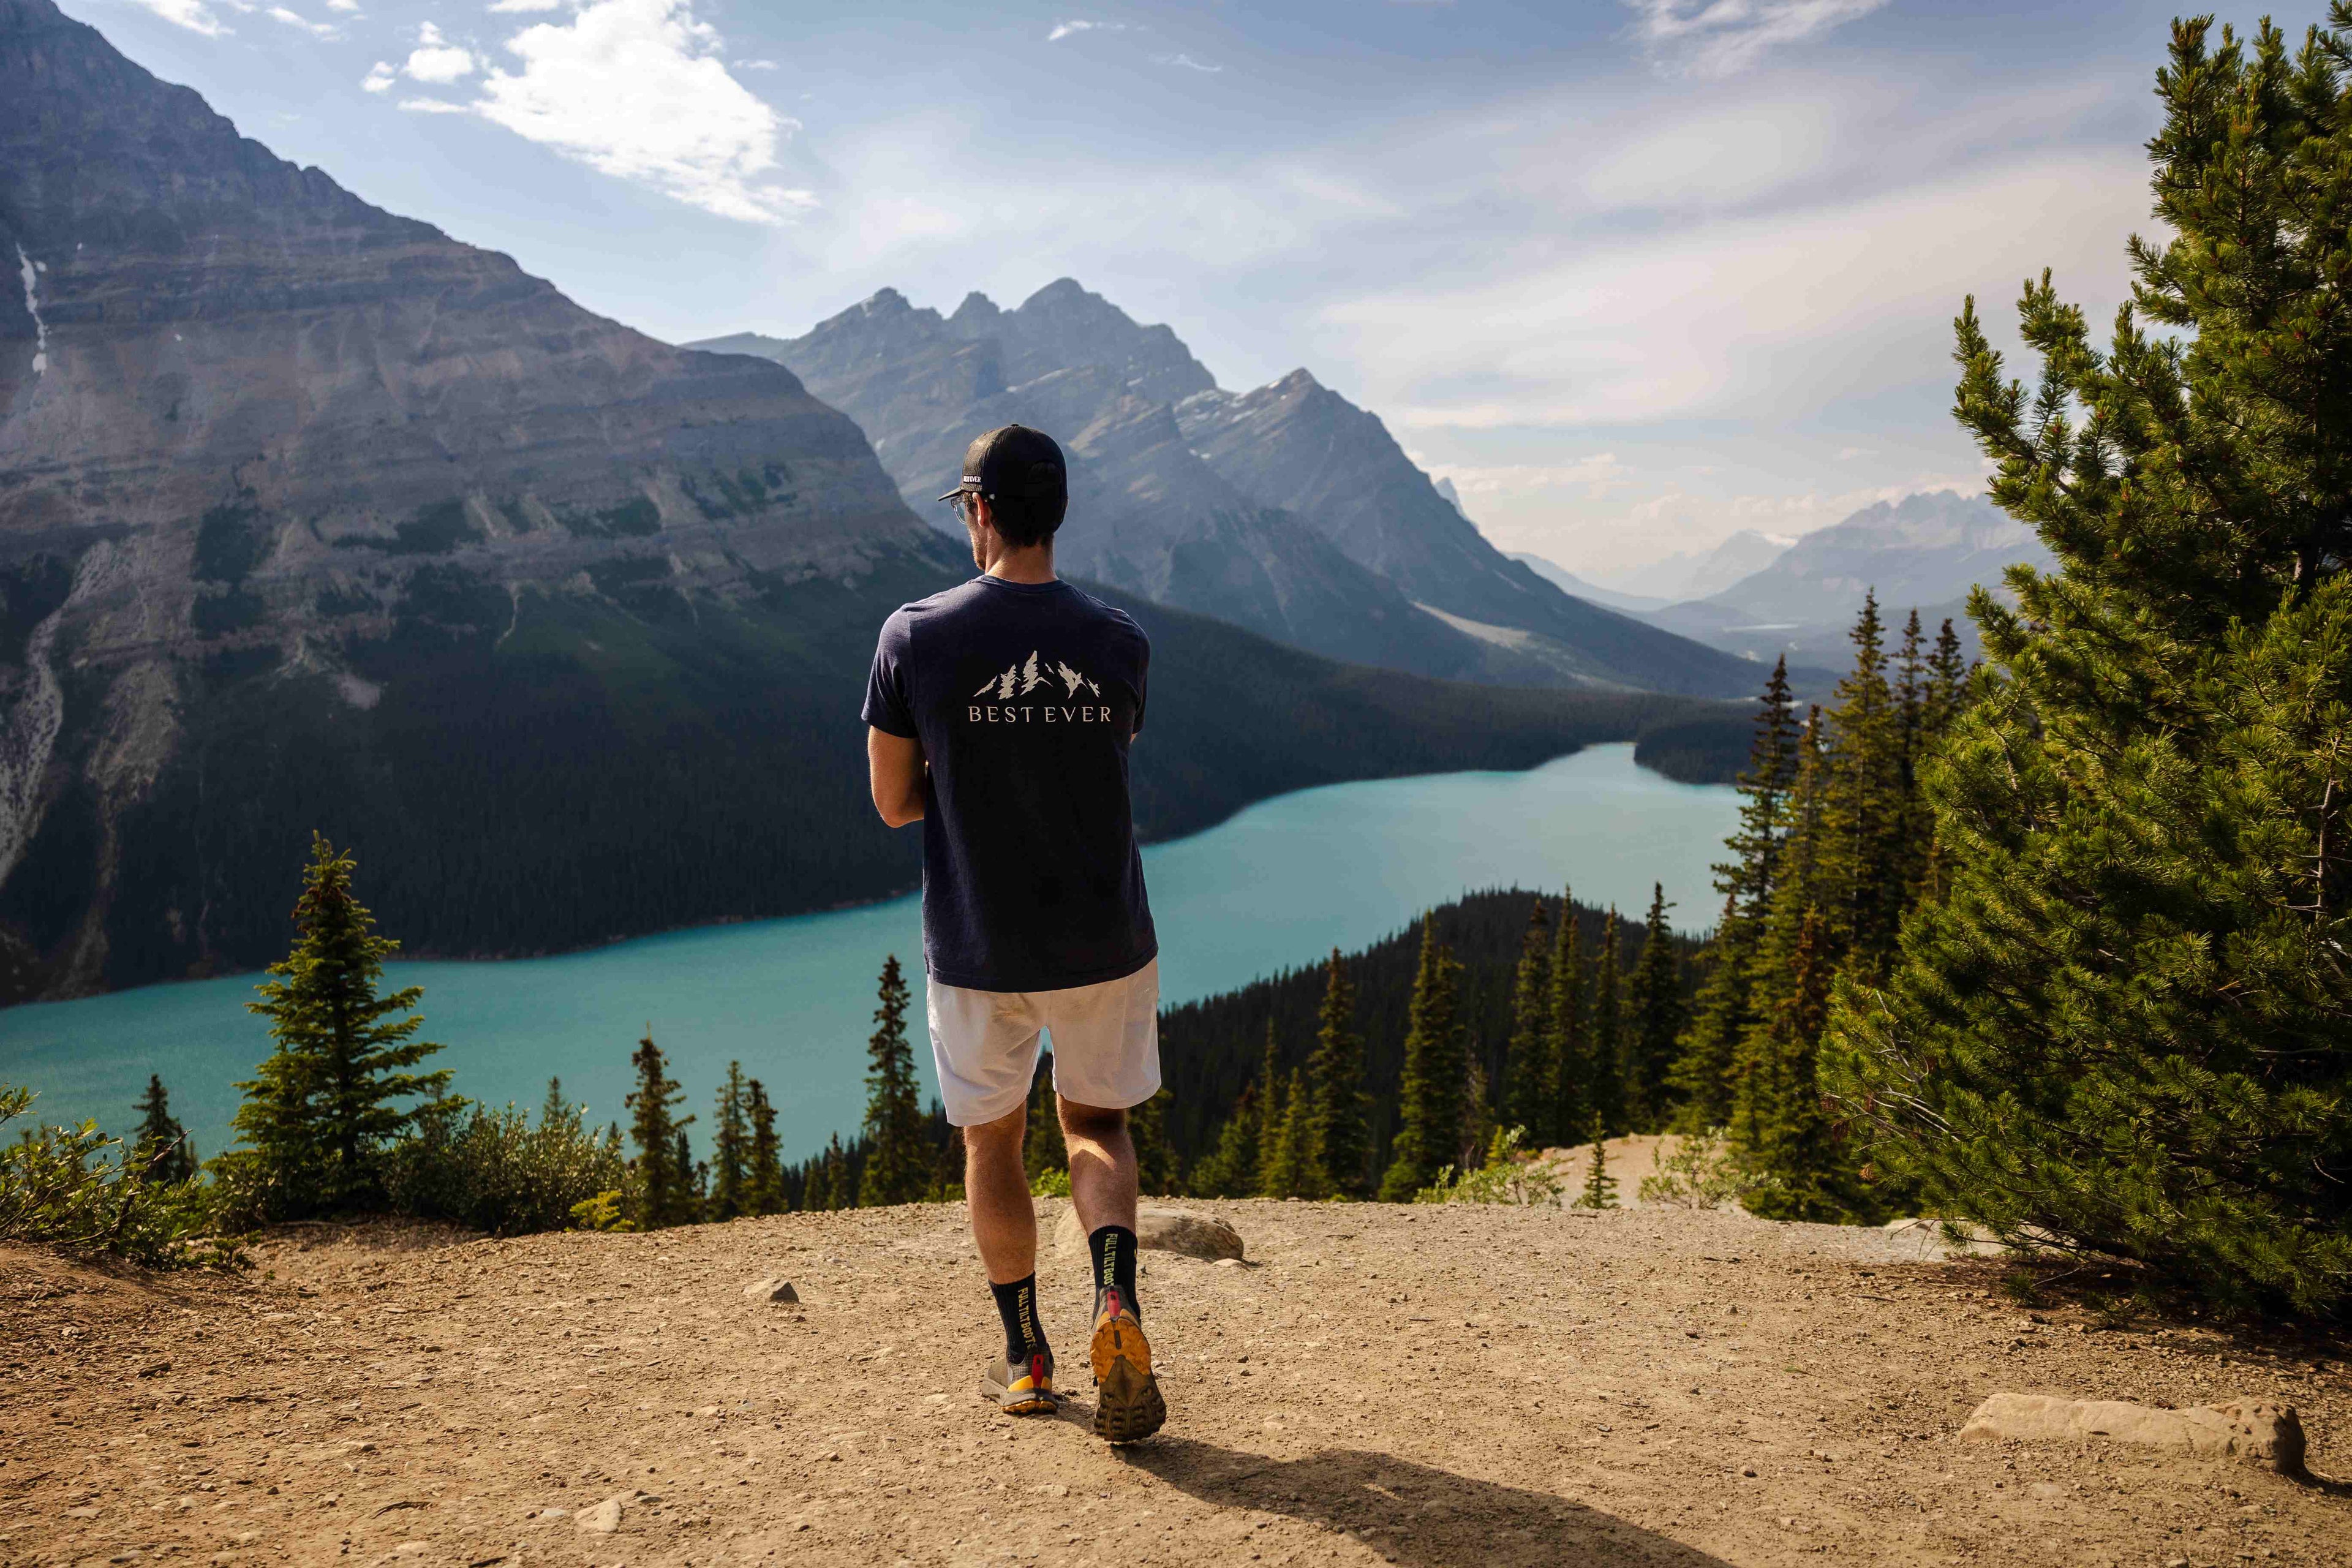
[[0, 744, 1737, 1163]]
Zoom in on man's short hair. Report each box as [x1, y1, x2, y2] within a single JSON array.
[[940, 425, 1068, 548]]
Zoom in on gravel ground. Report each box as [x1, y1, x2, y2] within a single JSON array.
[[4, 1198, 2348, 1568]]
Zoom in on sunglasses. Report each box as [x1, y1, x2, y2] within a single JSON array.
[[948, 492, 981, 523]]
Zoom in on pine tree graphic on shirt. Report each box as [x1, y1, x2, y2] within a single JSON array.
[[974, 652, 1101, 701]]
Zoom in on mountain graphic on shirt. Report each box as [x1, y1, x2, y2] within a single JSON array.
[[973, 651, 1102, 701]]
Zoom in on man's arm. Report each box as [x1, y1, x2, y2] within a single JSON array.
[[868, 726, 927, 827]]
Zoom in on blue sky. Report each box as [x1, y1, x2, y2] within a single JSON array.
[[61, 0, 2287, 576]]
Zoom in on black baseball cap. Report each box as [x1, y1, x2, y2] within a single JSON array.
[[938, 424, 1067, 506]]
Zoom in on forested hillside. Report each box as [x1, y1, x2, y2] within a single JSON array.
[[1156, 889, 1705, 1185], [23, 549, 1728, 993]]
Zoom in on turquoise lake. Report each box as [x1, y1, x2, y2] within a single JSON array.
[[0, 743, 1738, 1162]]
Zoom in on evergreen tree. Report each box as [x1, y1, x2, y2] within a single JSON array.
[[859, 956, 929, 1207], [815, 1133, 850, 1211], [1547, 893, 1588, 1145], [1460, 1055, 1496, 1172], [1262, 1069, 1314, 1200], [1022, 1060, 1068, 1185], [1253, 1023, 1292, 1196], [1502, 902, 1555, 1134], [1129, 1088, 1180, 1197], [1736, 906, 1841, 1221], [1924, 617, 1968, 733], [1587, 909, 1625, 1136], [130, 1074, 195, 1185], [624, 1028, 695, 1229], [679, 1129, 706, 1222], [1671, 658, 1801, 1129], [1305, 950, 1372, 1197], [228, 834, 451, 1218], [1829, 12, 2352, 1314], [1378, 918, 1467, 1199], [1817, 591, 1910, 978], [1189, 1083, 1260, 1198], [1622, 884, 1686, 1131], [709, 1062, 751, 1221], [1576, 1112, 1616, 1210], [744, 1078, 785, 1215]]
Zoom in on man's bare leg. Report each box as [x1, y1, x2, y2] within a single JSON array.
[[1058, 1097, 1137, 1237], [964, 1102, 1035, 1284], [965, 1102, 1057, 1415], [1059, 1096, 1164, 1442]]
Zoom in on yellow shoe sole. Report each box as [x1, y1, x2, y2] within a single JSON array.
[[1088, 1313, 1166, 1444]]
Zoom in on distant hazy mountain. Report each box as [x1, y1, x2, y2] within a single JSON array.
[[0, 0, 1736, 999], [1635, 491, 2047, 668], [1597, 530, 1796, 604], [695, 287, 1763, 698], [1707, 491, 2048, 622], [1507, 552, 1672, 614]]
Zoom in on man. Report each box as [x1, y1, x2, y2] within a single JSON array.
[[862, 424, 1167, 1444]]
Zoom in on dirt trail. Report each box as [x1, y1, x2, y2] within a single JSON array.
[[4, 1200, 2348, 1567]]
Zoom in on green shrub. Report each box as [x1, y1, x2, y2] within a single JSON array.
[[380, 1097, 628, 1237], [569, 1189, 635, 1232], [0, 1087, 236, 1268], [1636, 1127, 1758, 1210], [1029, 1167, 1072, 1199], [1414, 1127, 1564, 1207]]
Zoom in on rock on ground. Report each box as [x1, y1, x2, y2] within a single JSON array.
[[1052, 1205, 1246, 1261], [1961, 1392, 2309, 1475]]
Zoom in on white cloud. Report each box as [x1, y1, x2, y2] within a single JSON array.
[[123, 0, 230, 35], [399, 97, 469, 114], [487, 0, 562, 9], [325, 0, 360, 10], [266, 6, 337, 38], [1329, 150, 2146, 431], [472, 0, 813, 225], [1577, 98, 1839, 208], [361, 59, 396, 92], [1047, 19, 1123, 42], [1163, 53, 1221, 73], [741, 58, 778, 70], [1625, 0, 1887, 78], [403, 21, 477, 84], [1436, 457, 1633, 499]]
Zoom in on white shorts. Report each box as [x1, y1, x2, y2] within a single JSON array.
[[925, 959, 1162, 1127]]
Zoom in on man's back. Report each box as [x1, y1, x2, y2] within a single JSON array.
[[864, 573, 1156, 992]]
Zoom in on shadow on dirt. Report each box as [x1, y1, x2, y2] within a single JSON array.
[[1129, 1437, 1732, 1567]]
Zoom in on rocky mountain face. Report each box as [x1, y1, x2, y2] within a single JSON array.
[[695, 286, 1762, 698], [696, 289, 1470, 679], [0, 0, 1732, 1000], [0, 0, 963, 997]]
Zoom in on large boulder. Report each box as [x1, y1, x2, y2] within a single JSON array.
[[1959, 1393, 2307, 1476], [1052, 1206, 1244, 1262]]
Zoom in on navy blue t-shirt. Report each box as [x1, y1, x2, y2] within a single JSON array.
[[862, 575, 1156, 993]]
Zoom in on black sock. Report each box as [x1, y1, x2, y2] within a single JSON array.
[[1088, 1225, 1140, 1319], [990, 1275, 1047, 1366]]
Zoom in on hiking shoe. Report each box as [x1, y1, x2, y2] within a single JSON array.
[[1087, 1286, 1166, 1444], [982, 1349, 1059, 1415]]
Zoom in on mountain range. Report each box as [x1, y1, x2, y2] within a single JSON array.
[[1634, 491, 2048, 666], [0, 0, 1738, 1001], [690, 287, 1762, 698], [1510, 492, 2049, 672]]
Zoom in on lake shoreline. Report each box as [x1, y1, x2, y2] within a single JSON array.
[[7, 739, 1712, 1013], [0, 744, 1740, 1162]]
